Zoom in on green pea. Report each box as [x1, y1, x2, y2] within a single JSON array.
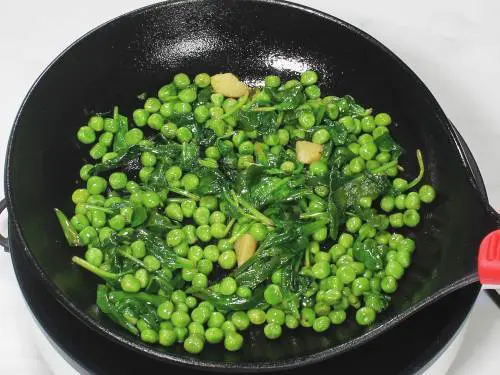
[[323, 289, 342, 305], [71, 188, 89, 205], [389, 212, 404, 228], [235, 286, 251, 299], [300, 308, 316, 327], [359, 223, 376, 238], [172, 73, 190, 89], [143, 255, 161, 272], [329, 244, 346, 262], [275, 160, 292, 174], [381, 275, 398, 293], [405, 192, 421, 210], [171, 310, 191, 328], [209, 223, 225, 239], [298, 111, 315, 129], [95, 223, 113, 241], [398, 238, 415, 254], [393, 195, 405, 211], [108, 172, 127, 190], [159, 329, 177, 347], [300, 70, 318, 86], [91, 210, 107, 228], [356, 306, 376, 326], [231, 311, 250, 331], [312, 128, 330, 145], [197, 258, 213, 275], [224, 331, 243, 351], [85, 247, 103, 266], [192, 72, 210, 87], [125, 128, 144, 146], [98, 132, 113, 147], [77, 126, 96, 144], [379, 196, 394, 212], [203, 327, 223, 344], [419, 184, 436, 203], [70, 214, 89, 232], [337, 265, 356, 284], [309, 160, 328, 176], [144, 97, 161, 113], [264, 323, 282, 340], [178, 87, 197, 103], [346, 216, 362, 233], [247, 309, 266, 325], [374, 113, 392, 126], [140, 191, 159, 209], [176, 127, 193, 142], [359, 142, 378, 160], [89, 143, 107, 160], [361, 116, 376, 132], [285, 314, 299, 329], [184, 334, 204, 354], [396, 249, 411, 268], [126, 181, 141, 193], [182, 225, 197, 245], [390, 177, 406, 191], [165, 203, 183, 221], [187, 244, 203, 261], [329, 310, 346, 325], [403, 209, 420, 227], [304, 84, 320, 99], [120, 274, 141, 292], [264, 284, 283, 305], [167, 229, 186, 247], [104, 117, 118, 132], [191, 273, 208, 289], [308, 241, 320, 255], [174, 327, 188, 343], [264, 75, 281, 88], [311, 261, 331, 280], [195, 225, 211, 242], [275, 128, 289, 145], [371, 126, 388, 139], [326, 102, 339, 120], [210, 93, 224, 106], [132, 109, 149, 127], [165, 165, 182, 182], [351, 277, 370, 296], [247, 222, 266, 242], [312, 316, 331, 332], [207, 311, 225, 328], [349, 157, 365, 174], [266, 308, 285, 325], [220, 277, 237, 296], [192, 104, 209, 123], [140, 329, 159, 344], [157, 301, 175, 320], [191, 306, 210, 324]]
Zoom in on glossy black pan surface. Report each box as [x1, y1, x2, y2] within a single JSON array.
[[4, 0, 498, 371]]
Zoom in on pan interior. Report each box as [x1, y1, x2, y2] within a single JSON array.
[[6, 0, 496, 367]]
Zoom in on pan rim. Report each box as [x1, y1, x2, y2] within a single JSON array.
[[3, 0, 489, 370]]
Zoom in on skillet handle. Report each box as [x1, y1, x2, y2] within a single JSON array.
[[479, 229, 500, 288], [0, 199, 9, 252]]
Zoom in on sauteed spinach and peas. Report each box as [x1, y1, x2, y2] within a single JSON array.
[[56, 71, 436, 354]]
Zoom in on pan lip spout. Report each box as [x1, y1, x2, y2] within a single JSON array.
[[2, 0, 491, 370]]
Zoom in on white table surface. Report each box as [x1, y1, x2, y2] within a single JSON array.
[[1, 0, 500, 373]]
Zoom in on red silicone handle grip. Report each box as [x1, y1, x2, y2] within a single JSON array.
[[478, 229, 500, 285]]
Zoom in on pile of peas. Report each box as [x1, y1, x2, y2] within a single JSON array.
[[69, 70, 436, 354]]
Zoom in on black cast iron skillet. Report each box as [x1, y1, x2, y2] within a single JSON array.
[[3, 0, 500, 371]]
